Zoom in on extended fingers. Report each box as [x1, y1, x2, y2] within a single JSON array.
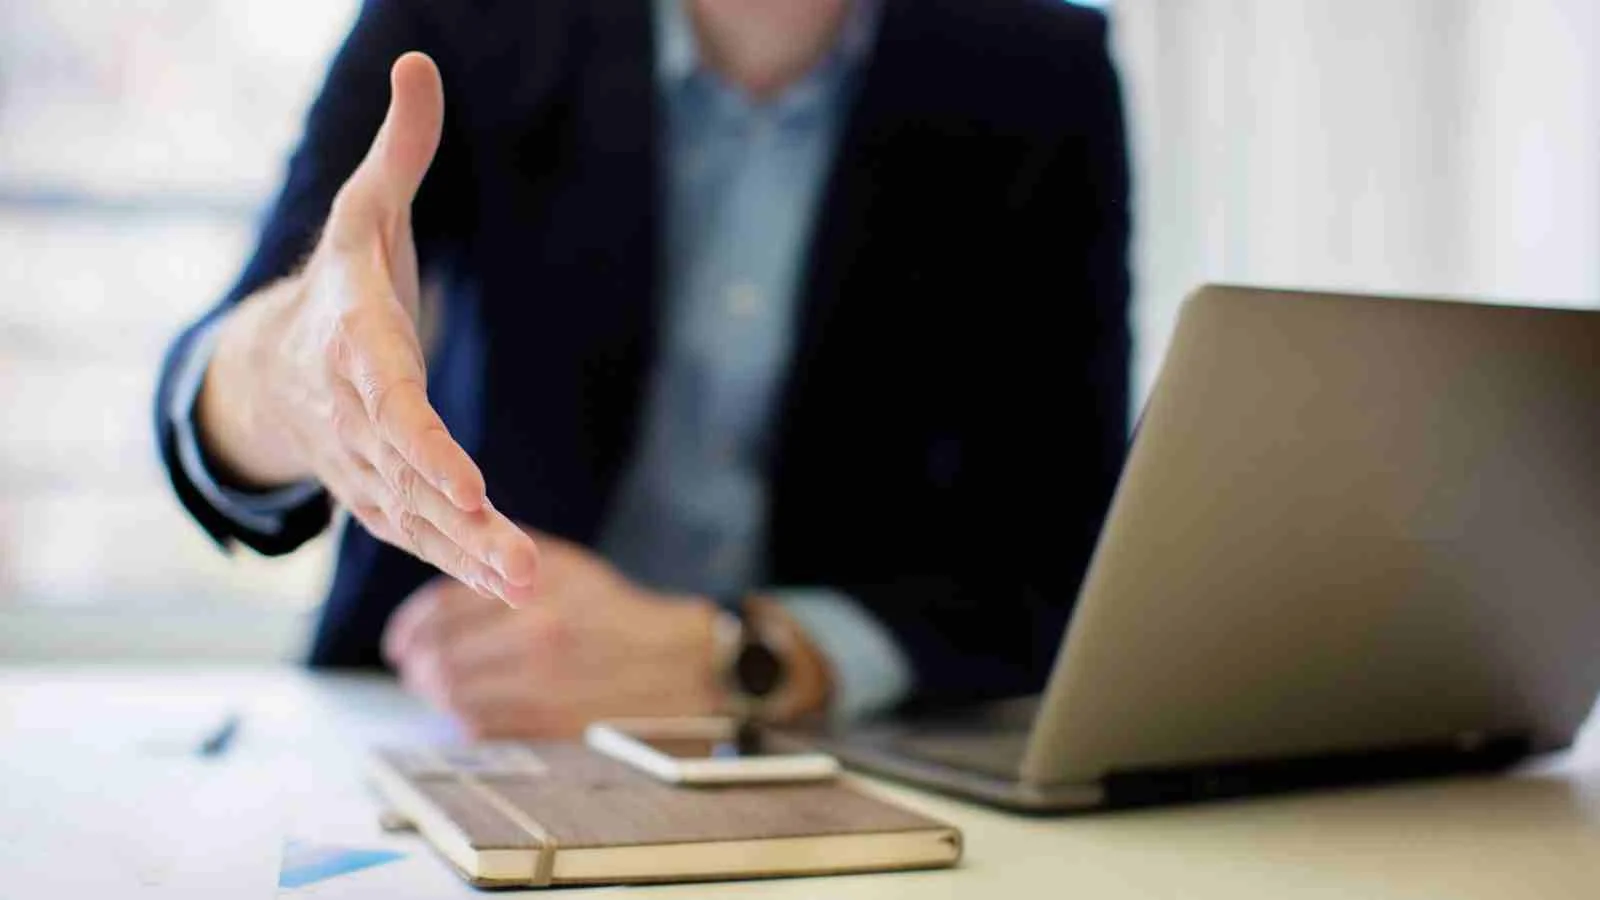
[[376, 441, 539, 590], [328, 377, 539, 604], [336, 306, 485, 512], [332, 441, 504, 599], [299, 52, 544, 602]]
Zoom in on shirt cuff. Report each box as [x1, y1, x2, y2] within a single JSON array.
[[769, 588, 914, 722], [169, 321, 323, 538]]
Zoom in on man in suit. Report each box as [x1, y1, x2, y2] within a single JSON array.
[[154, 0, 1130, 734]]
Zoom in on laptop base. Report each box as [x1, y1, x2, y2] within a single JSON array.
[[809, 721, 1531, 815]]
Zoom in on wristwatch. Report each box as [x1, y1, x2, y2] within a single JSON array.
[[712, 596, 794, 722]]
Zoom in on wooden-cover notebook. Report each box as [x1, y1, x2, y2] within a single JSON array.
[[369, 742, 962, 888]]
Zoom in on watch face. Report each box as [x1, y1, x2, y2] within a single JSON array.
[[735, 640, 786, 698]]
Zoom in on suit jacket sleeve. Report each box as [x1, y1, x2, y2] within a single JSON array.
[[152, 0, 459, 555], [842, 16, 1132, 709]]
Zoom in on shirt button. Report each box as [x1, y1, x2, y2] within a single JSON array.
[[726, 282, 763, 318]]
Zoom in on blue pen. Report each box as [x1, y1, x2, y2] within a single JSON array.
[[196, 712, 241, 757]]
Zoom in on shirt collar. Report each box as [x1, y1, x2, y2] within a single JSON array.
[[654, 0, 880, 92]]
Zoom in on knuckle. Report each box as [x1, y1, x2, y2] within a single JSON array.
[[329, 406, 360, 445], [372, 486, 400, 521], [351, 503, 384, 532], [450, 549, 476, 584], [367, 376, 420, 432], [377, 493, 409, 536], [332, 304, 368, 344], [360, 372, 392, 412], [325, 313, 366, 371], [321, 333, 350, 373], [378, 446, 408, 485], [395, 508, 424, 552], [391, 460, 421, 505]]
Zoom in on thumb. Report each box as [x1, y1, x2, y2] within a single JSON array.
[[345, 51, 444, 214]]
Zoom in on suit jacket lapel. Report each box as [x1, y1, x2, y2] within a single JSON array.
[[780, 0, 921, 422], [486, 0, 662, 540], [571, 0, 662, 344]]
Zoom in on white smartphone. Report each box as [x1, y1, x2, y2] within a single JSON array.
[[584, 717, 840, 785]]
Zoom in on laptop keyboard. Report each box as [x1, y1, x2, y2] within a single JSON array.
[[890, 730, 1032, 779]]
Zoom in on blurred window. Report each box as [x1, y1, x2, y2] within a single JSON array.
[[0, 1, 359, 611]]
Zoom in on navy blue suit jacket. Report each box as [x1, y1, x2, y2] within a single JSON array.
[[154, 0, 1131, 709]]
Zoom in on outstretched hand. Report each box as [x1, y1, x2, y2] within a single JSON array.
[[201, 53, 539, 605]]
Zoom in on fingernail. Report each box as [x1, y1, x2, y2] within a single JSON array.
[[488, 543, 526, 587], [498, 581, 524, 610]]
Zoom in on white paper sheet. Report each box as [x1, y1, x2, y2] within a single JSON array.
[[0, 749, 285, 898]]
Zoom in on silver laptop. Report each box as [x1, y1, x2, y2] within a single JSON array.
[[810, 285, 1600, 812]]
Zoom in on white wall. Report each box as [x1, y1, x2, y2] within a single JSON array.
[[1461, 0, 1600, 306], [1113, 0, 1600, 400]]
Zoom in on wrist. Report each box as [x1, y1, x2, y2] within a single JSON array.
[[751, 596, 834, 722], [199, 280, 310, 488], [708, 596, 834, 724]]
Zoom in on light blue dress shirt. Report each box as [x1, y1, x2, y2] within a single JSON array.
[[172, 0, 911, 720]]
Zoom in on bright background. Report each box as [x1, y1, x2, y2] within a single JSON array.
[[0, 0, 356, 657], [0, 0, 1595, 660]]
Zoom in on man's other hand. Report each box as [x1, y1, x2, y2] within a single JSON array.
[[198, 52, 538, 606], [381, 533, 722, 738]]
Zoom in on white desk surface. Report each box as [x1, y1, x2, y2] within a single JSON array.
[[2, 665, 1597, 898]]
